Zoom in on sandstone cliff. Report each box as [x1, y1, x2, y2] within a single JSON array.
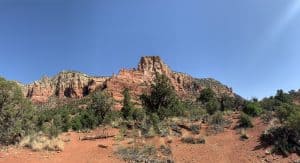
[[24, 71, 109, 103], [21, 56, 234, 108]]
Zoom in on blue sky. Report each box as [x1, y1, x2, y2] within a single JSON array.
[[0, 0, 300, 99]]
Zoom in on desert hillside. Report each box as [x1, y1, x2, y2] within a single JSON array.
[[21, 56, 234, 109], [0, 57, 299, 163]]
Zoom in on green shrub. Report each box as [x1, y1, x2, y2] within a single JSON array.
[[197, 88, 216, 103], [260, 97, 277, 111], [71, 116, 83, 131], [260, 110, 273, 124], [287, 110, 300, 133], [183, 103, 206, 121], [259, 89, 300, 157], [130, 108, 145, 122], [260, 127, 299, 156], [78, 110, 98, 129], [121, 88, 133, 120], [238, 113, 253, 128], [207, 111, 229, 134], [220, 95, 236, 111], [274, 89, 292, 104], [89, 91, 114, 124], [209, 111, 225, 126], [0, 77, 37, 145], [205, 99, 221, 115], [276, 103, 299, 123], [140, 74, 182, 119], [103, 110, 122, 125], [37, 106, 75, 136], [243, 102, 262, 117]]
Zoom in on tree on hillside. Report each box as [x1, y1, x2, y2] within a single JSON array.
[[121, 88, 134, 120], [197, 88, 222, 114], [140, 74, 183, 119], [220, 94, 235, 111], [275, 89, 292, 104], [0, 77, 36, 145], [89, 91, 114, 124], [197, 88, 216, 104]]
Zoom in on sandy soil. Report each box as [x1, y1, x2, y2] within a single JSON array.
[[0, 116, 299, 163], [171, 116, 299, 163], [0, 128, 123, 163]]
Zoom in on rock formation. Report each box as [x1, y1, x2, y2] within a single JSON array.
[[24, 71, 109, 103], [21, 56, 234, 108]]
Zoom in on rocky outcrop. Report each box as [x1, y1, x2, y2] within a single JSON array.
[[24, 71, 109, 103], [21, 56, 234, 107]]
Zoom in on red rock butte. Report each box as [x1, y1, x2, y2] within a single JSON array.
[[21, 56, 234, 109]]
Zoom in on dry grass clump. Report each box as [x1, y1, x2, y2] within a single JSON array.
[[181, 136, 205, 144], [115, 144, 173, 163], [19, 133, 64, 151], [240, 128, 249, 140]]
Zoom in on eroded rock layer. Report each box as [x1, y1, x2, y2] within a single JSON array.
[[21, 56, 234, 108]]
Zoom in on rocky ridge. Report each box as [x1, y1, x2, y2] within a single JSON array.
[[21, 56, 234, 108]]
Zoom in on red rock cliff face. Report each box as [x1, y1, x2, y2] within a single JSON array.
[[24, 72, 109, 103], [22, 56, 234, 108]]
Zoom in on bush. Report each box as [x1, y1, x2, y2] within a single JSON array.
[[89, 91, 114, 124], [260, 127, 299, 156], [103, 110, 122, 125], [37, 106, 74, 136], [0, 77, 37, 145], [183, 103, 206, 121], [260, 110, 273, 124], [71, 116, 83, 131], [209, 111, 225, 126], [260, 97, 277, 111], [287, 110, 300, 133], [276, 103, 299, 123], [159, 145, 172, 156], [220, 95, 236, 111], [275, 89, 292, 104], [190, 124, 200, 134], [78, 109, 98, 129], [121, 88, 133, 120], [240, 128, 249, 140], [130, 108, 145, 122], [116, 145, 162, 162], [259, 89, 300, 157], [238, 113, 253, 128], [140, 74, 182, 119], [207, 111, 229, 134], [205, 99, 221, 115], [19, 133, 64, 151], [197, 88, 215, 103], [181, 136, 205, 144], [243, 102, 262, 117]]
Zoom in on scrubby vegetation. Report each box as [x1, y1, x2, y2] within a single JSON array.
[[238, 113, 253, 128], [259, 89, 300, 156], [116, 144, 173, 162], [243, 101, 262, 117], [6, 73, 300, 160], [207, 111, 231, 134], [0, 77, 115, 147], [19, 133, 64, 151], [0, 77, 37, 145], [181, 136, 205, 144], [140, 74, 184, 119]]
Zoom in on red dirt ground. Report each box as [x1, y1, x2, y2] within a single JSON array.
[[0, 117, 299, 163]]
